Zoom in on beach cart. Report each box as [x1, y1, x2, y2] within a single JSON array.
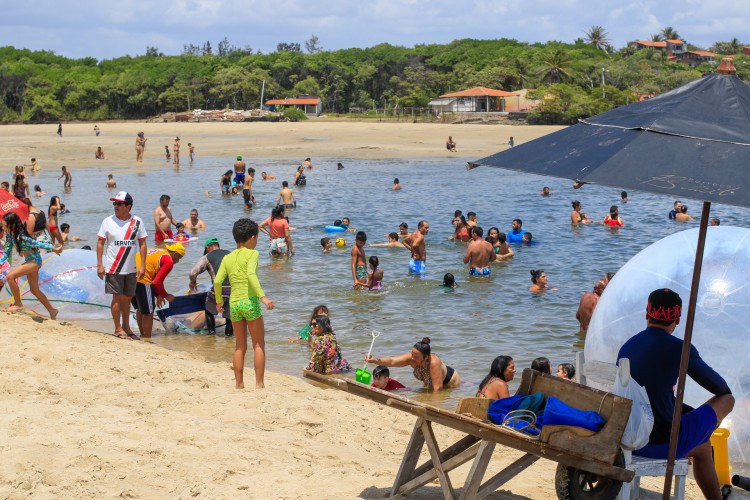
[[303, 368, 634, 500]]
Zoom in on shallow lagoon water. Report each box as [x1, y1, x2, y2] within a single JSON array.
[[24, 154, 747, 412]]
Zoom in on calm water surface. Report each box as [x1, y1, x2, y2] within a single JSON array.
[[25, 154, 748, 411]]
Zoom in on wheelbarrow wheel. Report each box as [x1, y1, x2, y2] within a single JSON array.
[[554, 449, 624, 500]]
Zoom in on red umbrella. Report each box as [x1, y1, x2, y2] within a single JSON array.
[[0, 190, 29, 221]]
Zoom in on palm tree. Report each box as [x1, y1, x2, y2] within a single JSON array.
[[585, 26, 611, 52], [729, 37, 741, 54], [538, 49, 572, 84], [660, 27, 680, 41]]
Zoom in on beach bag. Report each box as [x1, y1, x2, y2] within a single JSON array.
[[488, 393, 546, 435], [612, 358, 654, 450], [542, 396, 606, 432]]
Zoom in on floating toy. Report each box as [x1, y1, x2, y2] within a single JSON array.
[[0, 249, 109, 320], [325, 225, 346, 233], [356, 330, 381, 384], [335, 238, 346, 248]]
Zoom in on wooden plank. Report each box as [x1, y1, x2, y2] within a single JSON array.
[[303, 372, 634, 483], [456, 397, 492, 420], [476, 453, 541, 499], [422, 421, 455, 500], [391, 418, 426, 496], [421, 419, 456, 499], [398, 440, 482, 496], [412, 435, 481, 478], [460, 441, 496, 500]]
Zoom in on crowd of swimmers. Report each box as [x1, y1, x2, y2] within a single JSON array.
[[1, 132, 721, 394]]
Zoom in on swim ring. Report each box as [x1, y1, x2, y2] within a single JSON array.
[[325, 226, 346, 233]]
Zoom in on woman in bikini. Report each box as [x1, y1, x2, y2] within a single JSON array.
[[365, 337, 460, 392], [47, 196, 63, 245], [570, 200, 591, 225], [450, 216, 471, 242], [1, 212, 62, 317], [476, 355, 516, 399], [21, 198, 50, 246]]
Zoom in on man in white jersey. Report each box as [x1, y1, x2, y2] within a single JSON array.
[[96, 191, 147, 340]]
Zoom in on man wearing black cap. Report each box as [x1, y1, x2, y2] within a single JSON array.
[[188, 238, 233, 336], [618, 288, 734, 500], [96, 191, 148, 340]]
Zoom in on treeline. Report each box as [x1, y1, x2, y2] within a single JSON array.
[[1, 36, 748, 124]]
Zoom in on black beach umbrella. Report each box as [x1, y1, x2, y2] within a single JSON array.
[[471, 59, 749, 499]]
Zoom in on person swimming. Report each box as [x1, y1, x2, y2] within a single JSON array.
[[441, 273, 457, 288]]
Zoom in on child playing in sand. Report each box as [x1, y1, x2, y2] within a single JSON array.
[[367, 256, 383, 290], [289, 304, 329, 344], [172, 223, 190, 242], [320, 237, 332, 253], [215, 218, 274, 389], [306, 316, 351, 374], [372, 366, 405, 391]]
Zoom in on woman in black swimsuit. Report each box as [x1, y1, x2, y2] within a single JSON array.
[[365, 337, 460, 392]]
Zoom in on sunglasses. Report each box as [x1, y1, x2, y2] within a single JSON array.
[[310, 322, 319, 327], [112, 201, 126, 206]]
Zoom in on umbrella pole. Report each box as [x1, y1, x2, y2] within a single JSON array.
[[662, 200, 711, 500]]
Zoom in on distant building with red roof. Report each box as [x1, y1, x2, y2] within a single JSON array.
[[682, 50, 719, 67], [266, 95, 322, 116], [631, 40, 667, 50], [429, 86, 519, 114]]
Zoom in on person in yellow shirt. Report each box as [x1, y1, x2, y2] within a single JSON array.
[[131, 243, 185, 338], [215, 219, 274, 389]]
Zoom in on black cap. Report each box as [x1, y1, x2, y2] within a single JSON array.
[[647, 288, 682, 322]]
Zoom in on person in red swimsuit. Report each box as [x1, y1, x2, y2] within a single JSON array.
[[371, 365, 405, 391], [603, 205, 624, 227]]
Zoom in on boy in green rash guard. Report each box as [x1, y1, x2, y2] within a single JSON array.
[[215, 219, 274, 389]]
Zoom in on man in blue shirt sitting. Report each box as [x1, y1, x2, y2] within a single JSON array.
[[618, 288, 734, 500]]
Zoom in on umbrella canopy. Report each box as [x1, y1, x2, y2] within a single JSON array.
[[474, 72, 750, 207], [0, 190, 29, 221]]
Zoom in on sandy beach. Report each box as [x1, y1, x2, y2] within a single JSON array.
[[0, 312, 704, 499], [0, 120, 709, 498], [0, 120, 565, 169]]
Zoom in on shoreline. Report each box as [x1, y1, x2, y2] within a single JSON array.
[[0, 121, 565, 170]]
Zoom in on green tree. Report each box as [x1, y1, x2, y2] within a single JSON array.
[[585, 26, 611, 52], [538, 48, 573, 84], [660, 27, 680, 41]]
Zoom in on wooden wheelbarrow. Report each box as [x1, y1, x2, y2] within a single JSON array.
[[304, 368, 634, 500]]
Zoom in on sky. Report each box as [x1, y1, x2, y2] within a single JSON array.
[[3, 0, 749, 60]]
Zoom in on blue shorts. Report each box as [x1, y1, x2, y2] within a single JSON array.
[[409, 259, 425, 274], [470, 266, 491, 276], [234, 173, 245, 185], [636, 403, 717, 459]]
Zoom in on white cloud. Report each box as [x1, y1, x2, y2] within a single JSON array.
[[1, 0, 748, 59]]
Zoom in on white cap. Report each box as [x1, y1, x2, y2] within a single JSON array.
[[109, 191, 132, 204]]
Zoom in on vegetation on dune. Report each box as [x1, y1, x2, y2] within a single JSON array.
[[0, 31, 748, 125]]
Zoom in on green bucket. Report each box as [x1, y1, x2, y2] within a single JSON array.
[[356, 367, 371, 384]]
